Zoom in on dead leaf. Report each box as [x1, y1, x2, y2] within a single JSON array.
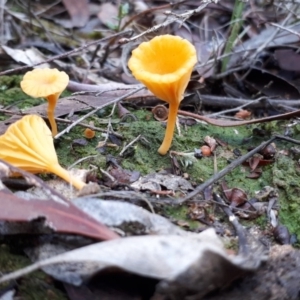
[[131, 173, 193, 192], [62, 0, 89, 27], [0, 160, 117, 240], [1, 46, 50, 68], [73, 198, 187, 236], [0, 190, 118, 240], [244, 67, 300, 99], [97, 3, 118, 28], [0, 228, 266, 299], [274, 49, 300, 72]]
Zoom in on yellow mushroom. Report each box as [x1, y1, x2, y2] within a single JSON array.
[[84, 128, 96, 139], [20, 68, 69, 136], [128, 35, 197, 155], [0, 114, 86, 190]]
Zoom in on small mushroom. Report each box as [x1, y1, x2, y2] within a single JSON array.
[[128, 35, 197, 155], [84, 128, 96, 139], [20, 68, 69, 136], [0, 115, 86, 190]]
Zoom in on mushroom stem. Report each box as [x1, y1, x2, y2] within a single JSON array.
[[46, 94, 58, 136], [158, 103, 179, 155], [48, 163, 86, 190]]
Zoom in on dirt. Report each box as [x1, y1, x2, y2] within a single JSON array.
[[204, 245, 300, 300]]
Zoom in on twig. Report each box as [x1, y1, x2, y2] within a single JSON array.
[[54, 86, 144, 139], [205, 96, 268, 117], [68, 155, 98, 170], [0, 108, 123, 137], [119, 2, 212, 44], [250, 4, 295, 59], [175, 136, 277, 204], [0, 30, 132, 76], [176, 134, 300, 204], [119, 134, 141, 156], [100, 168, 116, 183], [270, 22, 300, 38], [120, 1, 184, 31], [67, 81, 300, 109], [213, 193, 249, 256]]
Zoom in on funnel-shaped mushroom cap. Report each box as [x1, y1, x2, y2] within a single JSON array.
[[20, 68, 69, 137], [128, 35, 197, 155], [128, 35, 197, 105], [0, 115, 85, 190], [20, 68, 69, 99]]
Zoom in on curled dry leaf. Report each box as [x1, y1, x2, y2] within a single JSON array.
[[229, 188, 248, 208], [73, 198, 188, 236], [273, 225, 291, 245], [0, 228, 266, 298], [204, 136, 217, 151], [259, 143, 276, 159], [131, 173, 193, 192], [0, 190, 119, 240], [152, 104, 168, 121]]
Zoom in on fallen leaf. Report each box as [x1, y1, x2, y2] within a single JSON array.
[[2, 46, 50, 68], [0, 190, 118, 240], [62, 0, 89, 27], [0, 159, 117, 240], [131, 173, 193, 192], [0, 228, 266, 299]]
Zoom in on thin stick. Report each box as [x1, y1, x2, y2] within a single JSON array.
[[175, 136, 277, 204], [0, 109, 123, 137], [119, 134, 141, 156], [176, 134, 300, 204], [119, 2, 211, 44], [0, 30, 132, 76], [54, 86, 144, 139], [213, 193, 249, 256]]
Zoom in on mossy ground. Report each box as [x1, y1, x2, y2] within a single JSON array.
[[49, 108, 300, 240], [1, 76, 300, 240], [0, 240, 68, 299], [1, 77, 300, 266]]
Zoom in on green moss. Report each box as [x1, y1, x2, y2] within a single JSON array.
[[163, 205, 200, 230], [0, 243, 67, 299], [273, 154, 300, 240], [119, 110, 271, 188], [55, 135, 99, 168]]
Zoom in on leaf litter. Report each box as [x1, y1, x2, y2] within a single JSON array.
[[1, 0, 300, 299]]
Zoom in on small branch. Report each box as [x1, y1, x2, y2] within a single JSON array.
[[119, 134, 141, 156], [213, 193, 249, 256], [176, 134, 300, 204], [0, 30, 132, 76], [54, 86, 144, 139], [119, 2, 212, 44], [0, 109, 123, 138], [175, 136, 277, 204]]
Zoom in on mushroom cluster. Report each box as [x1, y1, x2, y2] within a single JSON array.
[[21, 68, 69, 136], [128, 34, 197, 155], [0, 114, 86, 190]]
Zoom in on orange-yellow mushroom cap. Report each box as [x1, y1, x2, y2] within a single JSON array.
[[128, 35, 197, 155], [0, 114, 86, 190], [84, 128, 96, 139], [20, 68, 69, 137]]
